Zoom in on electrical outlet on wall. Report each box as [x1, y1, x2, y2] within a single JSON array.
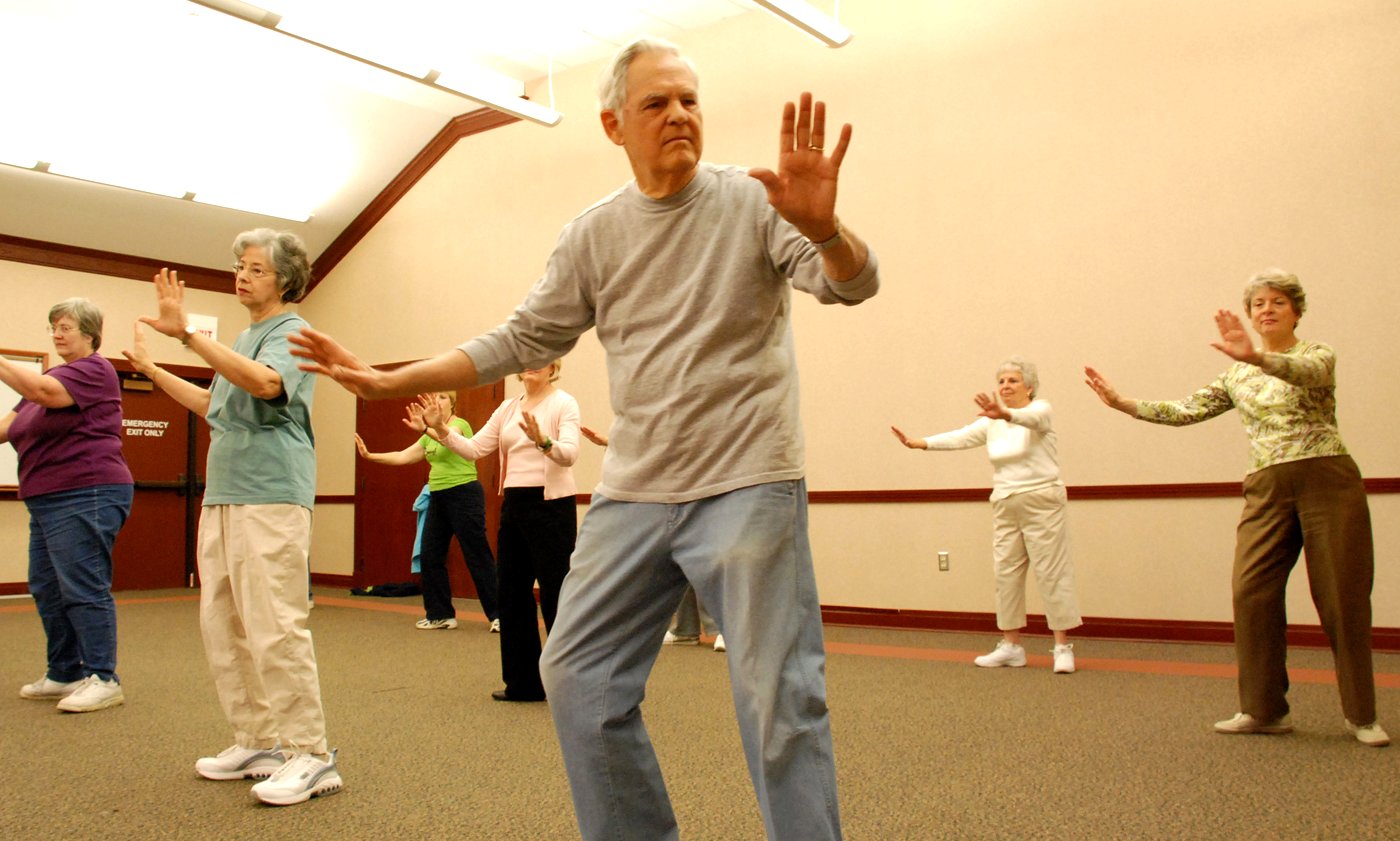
[[937, 551, 950, 572]]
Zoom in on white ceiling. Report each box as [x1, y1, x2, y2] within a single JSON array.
[[0, 0, 762, 271]]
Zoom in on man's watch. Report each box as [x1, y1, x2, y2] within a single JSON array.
[[811, 222, 844, 252], [180, 324, 197, 345]]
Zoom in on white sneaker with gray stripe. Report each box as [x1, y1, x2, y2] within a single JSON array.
[[251, 750, 343, 806], [196, 744, 286, 781]]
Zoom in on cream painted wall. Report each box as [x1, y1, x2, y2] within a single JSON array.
[[7, 2, 1398, 628], [301, 0, 1400, 628]]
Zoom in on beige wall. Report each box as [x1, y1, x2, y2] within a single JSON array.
[[6, 1, 1398, 627], [301, 0, 1400, 626]]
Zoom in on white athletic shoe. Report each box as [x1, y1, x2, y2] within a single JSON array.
[[1346, 719, 1391, 747], [20, 676, 82, 700], [56, 675, 124, 713], [415, 617, 458, 630], [251, 750, 343, 806], [973, 641, 1026, 668], [196, 744, 286, 780]]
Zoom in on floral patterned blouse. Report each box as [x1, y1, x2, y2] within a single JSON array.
[[1134, 339, 1348, 475]]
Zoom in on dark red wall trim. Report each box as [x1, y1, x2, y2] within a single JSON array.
[[0, 232, 233, 293], [308, 108, 519, 291], [572, 479, 1400, 508], [314, 495, 356, 505], [820, 605, 1400, 652], [310, 573, 355, 588]]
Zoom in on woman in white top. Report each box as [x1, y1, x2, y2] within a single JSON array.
[[422, 359, 580, 702], [892, 357, 1082, 674]]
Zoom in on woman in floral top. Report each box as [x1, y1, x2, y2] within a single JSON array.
[[1084, 269, 1387, 748]]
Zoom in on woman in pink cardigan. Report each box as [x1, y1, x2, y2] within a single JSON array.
[[420, 359, 580, 702]]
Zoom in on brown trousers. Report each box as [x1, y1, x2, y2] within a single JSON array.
[[1233, 455, 1376, 725]]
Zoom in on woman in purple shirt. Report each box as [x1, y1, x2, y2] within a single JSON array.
[[1, 298, 133, 713]]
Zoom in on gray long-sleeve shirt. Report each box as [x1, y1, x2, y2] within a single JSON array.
[[461, 163, 880, 503]]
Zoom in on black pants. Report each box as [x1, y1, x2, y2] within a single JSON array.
[[420, 482, 499, 622], [498, 486, 576, 698]]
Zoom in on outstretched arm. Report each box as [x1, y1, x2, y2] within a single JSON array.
[[140, 269, 284, 400], [290, 328, 480, 399], [748, 92, 868, 282], [890, 426, 928, 450], [973, 392, 1010, 421], [0, 355, 74, 409], [1084, 366, 1139, 416], [354, 432, 424, 466], [122, 322, 212, 417], [1209, 310, 1263, 365]]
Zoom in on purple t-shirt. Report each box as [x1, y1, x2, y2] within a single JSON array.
[[7, 354, 133, 499]]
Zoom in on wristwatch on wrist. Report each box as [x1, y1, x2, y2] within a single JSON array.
[[180, 323, 197, 345], [811, 222, 844, 252]]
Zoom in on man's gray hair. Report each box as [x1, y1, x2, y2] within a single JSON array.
[[997, 356, 1039, 398], [596, 37, 696, 120], [233, 228, 313, 303], [49, 297, 105, 351], [1242, 268, 1306, 320]]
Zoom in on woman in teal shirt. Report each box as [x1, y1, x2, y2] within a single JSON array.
[[356, 391, 499, 630]]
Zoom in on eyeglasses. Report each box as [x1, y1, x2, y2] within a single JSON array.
[[232, 262, 277, 280], [47, 323, 81, 336]]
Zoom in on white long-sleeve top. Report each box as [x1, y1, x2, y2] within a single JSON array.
[[921, 398, 1063, 501], [439, 388, 580, 500]]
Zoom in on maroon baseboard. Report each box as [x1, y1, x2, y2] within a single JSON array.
[[820, 605, 1400, 652], [310, 573, 355, 588], [0, 582, 30, 597]]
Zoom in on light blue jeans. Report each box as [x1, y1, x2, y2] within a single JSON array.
[[540, 479, 842, 841], [26, 483, 133, 683]]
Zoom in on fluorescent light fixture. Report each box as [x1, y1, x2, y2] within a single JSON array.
[[751, 0, 853, 48], [0, 155, 40, 169], [187, 0, 561, 127], [192, 190, 313, 223], [44, 161, 189, 199]]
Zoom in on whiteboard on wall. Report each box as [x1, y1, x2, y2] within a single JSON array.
[[1, 352, 47, 489]]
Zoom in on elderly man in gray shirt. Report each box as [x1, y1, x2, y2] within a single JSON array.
[[294, 37, 878, 841]]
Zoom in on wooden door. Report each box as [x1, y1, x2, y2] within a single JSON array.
[[111, 362, 211, 590], [353, 380, 504, 593]]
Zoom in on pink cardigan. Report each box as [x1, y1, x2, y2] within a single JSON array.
[[440, 388, 580, 501]]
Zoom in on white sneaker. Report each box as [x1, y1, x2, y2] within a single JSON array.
[[415, 617, 458, 630], [1346, 719, 1391, 747], [1052, 644, 1075, 674], [713, 634, 726, 652], [56, 675, 124, 712], [974, 641, 1026, 668], [196, 744, 286, 780], [663, 630, 699, 645], [1213, 712, 1293, 735], [20, 676, 82, 700], [251, 750, 343, 806], [489, 618, 500, 633]]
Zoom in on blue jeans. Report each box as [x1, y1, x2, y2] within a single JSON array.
[[540, 479, 842, 841], [26, 483, 133, 683]]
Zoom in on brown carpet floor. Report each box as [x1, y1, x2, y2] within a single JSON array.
[[2, 589, 1397, 840]]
